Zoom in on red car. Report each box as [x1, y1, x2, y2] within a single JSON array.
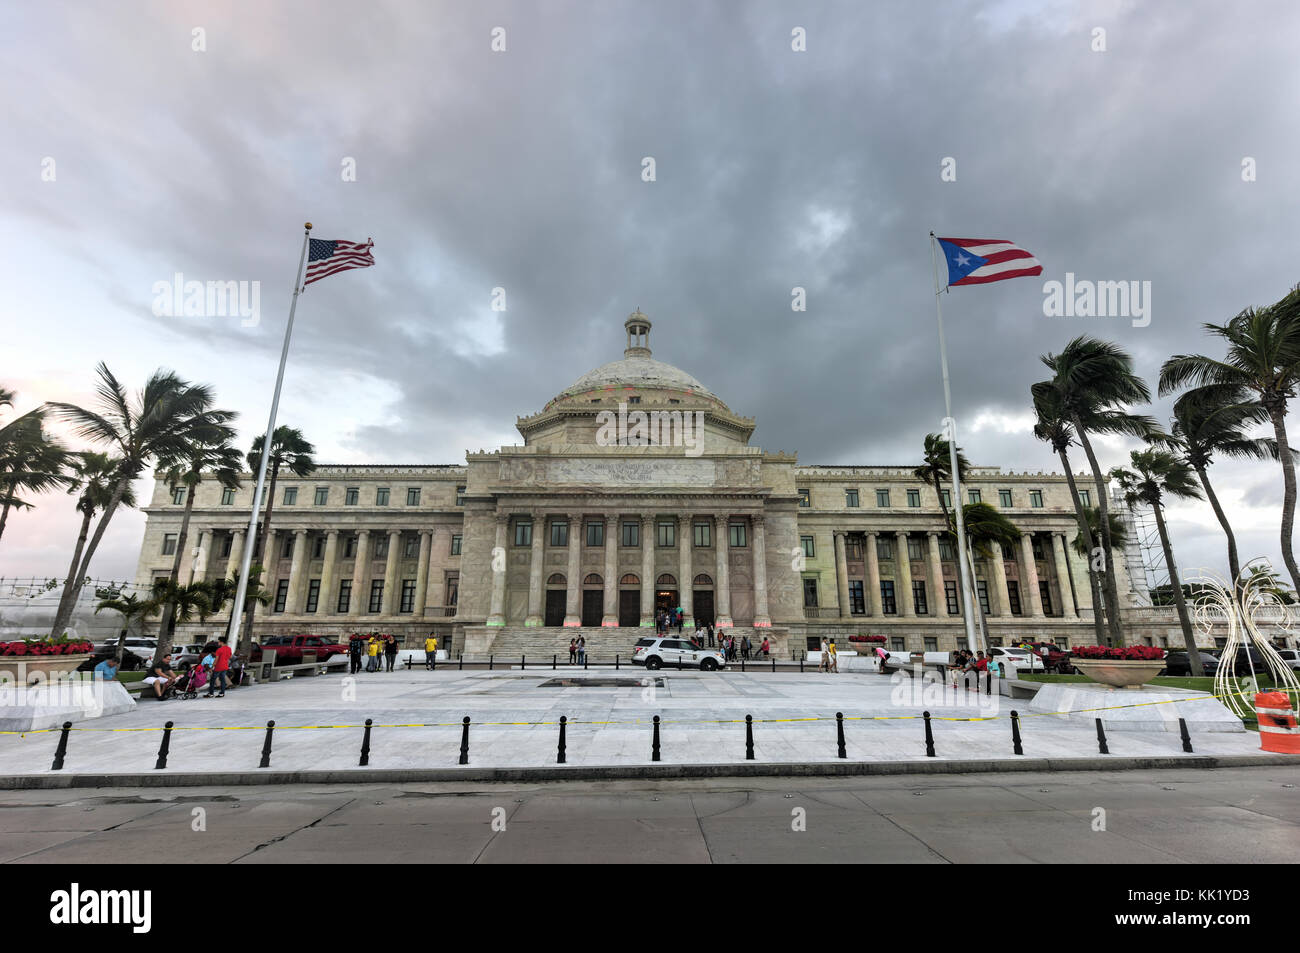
[[249, 635, 349, 665]]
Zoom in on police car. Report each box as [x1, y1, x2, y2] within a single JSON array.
[[631, 637, 726, 671]]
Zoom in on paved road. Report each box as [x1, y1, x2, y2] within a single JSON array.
[[1, 765, 1295, 863]]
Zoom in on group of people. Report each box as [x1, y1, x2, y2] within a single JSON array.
[[656, 607, 684, 633], [348, 632, 400, 673], [949, 649, 1002, 681], [94, 634, 236, 700], [689, 631, 769, 661], [818, 638, 840, 673], [568, 637, 587, 664]]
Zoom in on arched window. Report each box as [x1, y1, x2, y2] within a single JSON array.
[[693, 573, 714, 587], [546, 573, 566, 587], [619, 573, 640, 586], [583, 573, 603, 586], [656, 573, 677, 587]]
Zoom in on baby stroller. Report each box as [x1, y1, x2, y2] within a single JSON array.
[[172, 663, 208, 700]]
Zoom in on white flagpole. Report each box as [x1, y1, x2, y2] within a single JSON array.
[[225, 223, 313, 647], [930, 232, 980, 654]]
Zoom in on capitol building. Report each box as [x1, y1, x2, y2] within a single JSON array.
[[135, 311, 1158, 657]]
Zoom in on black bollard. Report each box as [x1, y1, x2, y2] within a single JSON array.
[[741, 655, 745, 672], [836, 712, 847, 759], [522, 654, 526, 670], [489, 655, 494, 671], [553, 654, 557, 670], [51, 721, 72, 771], [557, 715, 567, 764], [799, 655, 804, 674], [1179, 717, 1193, 753], [745, 714, 755, 760], [259, 720, 275, 768], [459, 716, 470, 764], [772, 656, 776, 673], [458, 653, 463, 671], [987, 671, 993, 696], [1011, 711, 1023, 756], [359, 718, 372, 766], [155, 720, 174, 770], [652, 715, 661, 762], [923, 711, 936, 757], [1095, 718, 1109, 755], [615, 654, 619, 670], [585, 652, 589, 670]]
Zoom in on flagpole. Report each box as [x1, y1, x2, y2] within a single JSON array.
[[225, 223, 313, 648], [930, 232, 980, 654]]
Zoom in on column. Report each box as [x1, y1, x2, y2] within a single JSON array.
[[414, 529, 433, 617], [349, 529, 371, 617], [488, 517, 508, 625], [564, 513, 582, 627], [1052, 532, 1077, 618], [714, 515, 733, 627], [189, 530, 209, 584], [927, 532, 949, 618], [639, 516, 654, 626], [895, 532, 914, 617], [319, 530, 340, 616], [525, 516, 545, 626], [833, 530, 851, 619], [225, 529, 244, 579], [678, 515, 694, 627], [865, 531, 883, 616], [1021, 532, 1045, 617], [381, 530, 402, 614], [284, 529, 308, 614], [991, 544, 1013, 618], [752, 515, 770, 627], [602, 515, 619, 626]]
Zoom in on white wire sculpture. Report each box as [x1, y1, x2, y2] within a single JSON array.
[[1188, 561, 1300, 719]]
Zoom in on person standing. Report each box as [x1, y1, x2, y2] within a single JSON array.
[[384, 635, 398, 672], [828, 639, 839, 674], [366, 635, 381, 673], [759, 636, 770, 659], [568, 638, 577, 664], [707, 622, 715, 648], [349, 634, 363, 675], [424, 632, 438, 671], [818, 637, 829, 673], [204, 636, 232, 698], [577, 636, 586, 665]]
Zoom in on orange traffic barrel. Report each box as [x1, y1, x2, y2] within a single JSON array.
[[1255, 692, 1300, 754]]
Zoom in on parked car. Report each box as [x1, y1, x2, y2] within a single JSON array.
[[1214, 646, 1269, 673], [171, 642, 209, 668], [1276, 649, 1300, 672], [631, 637, 726, 671], [989, 647, 1045, 673], [1022, 642, 1070, 672], [1161, 651, 1220, 676], [249, 634, 349, 665]]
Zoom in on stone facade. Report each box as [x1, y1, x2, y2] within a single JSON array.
[[135, 310, 1173, 654]]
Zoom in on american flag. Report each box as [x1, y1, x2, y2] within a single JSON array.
[[936, 237, 1041, 287], [304, 238, 375, 286]]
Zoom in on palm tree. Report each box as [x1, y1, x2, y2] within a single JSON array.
[[59, 453, 137, 632], [914, 432, 971, 534], [0, 398, 71, 544], [1035, 337, 1158, 645], [200, 570, 271, 635], [1070, 506, 1129, 560], [46, 363, 220, 639], [93, 591, 156, 666], [954, 502, 1022, 644], [151, 422, 242, 664], [239, 427, 314, 652], [1032, 388, 1109, 644], [1160, 293, 1300, 594], [147, 578, 212, 649], [1112, 449, 1205, 674]]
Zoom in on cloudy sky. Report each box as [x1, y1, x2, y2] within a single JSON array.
[[2, 0, 1297, 589]]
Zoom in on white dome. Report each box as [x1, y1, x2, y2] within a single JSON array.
[[559, 356, 716, 400]]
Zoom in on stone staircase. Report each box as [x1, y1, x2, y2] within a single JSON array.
[[463, 625, 792, 660]]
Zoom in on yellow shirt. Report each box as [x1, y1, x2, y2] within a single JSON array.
[[368, 642, 380, 656], [424, 637, 437, 652]]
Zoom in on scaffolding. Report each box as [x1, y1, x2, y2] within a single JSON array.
[[1112, 487, 1167, 607]]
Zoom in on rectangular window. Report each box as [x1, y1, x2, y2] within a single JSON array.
[[999, 489, 1012, 508], [907, 537, 924, 561], [622, 521, 639, 547], [729, 522, 747, 547], [890, 637, 905, 652], [1030, 490, 1043, 508], [161, 533, 178, 556], [968, 489, 982, 504], [657, 521, 675, 547], [374, 536, 391, 559], [345, 487, 359, 506], [304, 579, 320, 613], [907, 489, 921, 508], [407, 487, 421, 506], [845, 489, 859, 507], [1032, 537, 1045, 560], [1007, 580, 1022, 616], [314, 487, 328, 506], [404, 536, 419, 558], [456, 485, 467, 505], [337, 580, 352, 613], [939, 538, 956, 560], [802, 578, 819, 608], [400, 579, 416, 613], [551, 520, 569, 547], [801, 536, 815, 558], [586, 520, 604, 547], [876, 489, 890, 507], [344, 535, 357, 558], [945, 580, 959, 614], [881, 580, 897, 615], [220, 535, 233, 557], [876, 537, 893, 560], [1039, 580, 1054, 615], [848, 580, 865, 614], [368, 580, 384, 613], [940, 488, 951, 509], [221, 487, 236, 505], [845, 536, 863, 560], [171, 486, 186, 505], [445, 572, 459, 609], [912, 580, 928, 615], [283, 486, 298, 506], [924, 637, 938, 652], [274, 579, 289, 613], [1079, 489, 1090, 507], [798, 488, 811, 507], [977, 580, 991, 614], [282, 536, 294, 559], [376, 487, 390, 506], [450, 534, 462, 555], [693, 521, 711, 547], [514, 520, 532, 547]]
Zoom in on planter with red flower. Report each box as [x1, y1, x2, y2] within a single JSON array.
[[0, 638, 94, 684], [1068, 645, 1167, 689]]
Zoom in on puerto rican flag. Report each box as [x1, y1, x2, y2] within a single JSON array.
[[936, 237, 1042, 287]]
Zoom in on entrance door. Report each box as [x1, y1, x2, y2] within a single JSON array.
[[581, 590, 603, 628], [693, 590, 714, 626], [655, 589, 679, 614], [544, 590, 566, 627], [619, 589, 640, 627]]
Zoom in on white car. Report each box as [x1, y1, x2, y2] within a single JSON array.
[[1276, 649, 1300, 672], [989, 647, 1045, 673], [632, 637, 726, 671]]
